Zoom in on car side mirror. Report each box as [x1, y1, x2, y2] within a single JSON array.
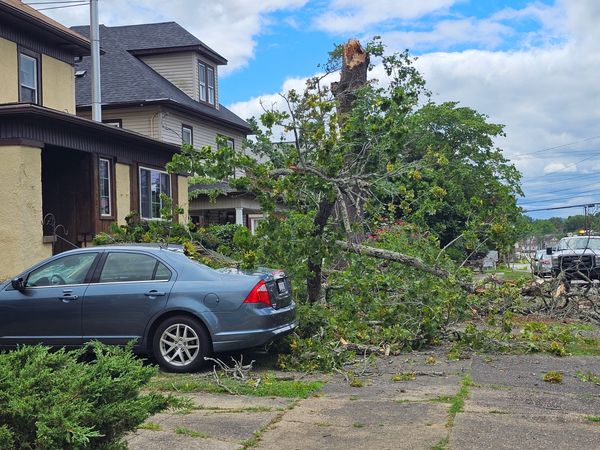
[[546, 247, 553, 255], [11, 277, 25, 291]]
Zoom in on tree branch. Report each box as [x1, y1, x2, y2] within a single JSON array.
[[336, 240, 475, 293]]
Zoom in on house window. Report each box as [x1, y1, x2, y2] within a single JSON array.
[[102, 119, 122, 128], [198, 61, 216, 105], [99, 158, 112, 217], [198, 62, 206, 102], [19, 52, 39, 103], [207, 66, 215, 104], [182, 124, 193, 145], [139, 167, 171, 220]]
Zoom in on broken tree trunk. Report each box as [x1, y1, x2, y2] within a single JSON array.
[[306, 39, 370, 302], [331, 39, 370, 244], [331, 39, 370, 118], [336, 240, 475, 293]]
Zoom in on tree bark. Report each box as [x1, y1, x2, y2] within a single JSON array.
[[331, 39, 370, 244], [336, 240, 475, 293], [331, 39, 370, 119], [307, 197, 336, 303]]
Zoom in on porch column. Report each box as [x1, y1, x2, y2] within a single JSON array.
[[235, 207, 244, 226], [0, 145, 52, 280]]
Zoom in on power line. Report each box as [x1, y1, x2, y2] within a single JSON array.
[[512, 135, 600, 158], [520, 183, 600, 201], [523, 171, 600, 187], [523, 202, 600, 213], [25, 1, 87, 4], [521, 154, 600, 182], [36, 3, 88, 10]]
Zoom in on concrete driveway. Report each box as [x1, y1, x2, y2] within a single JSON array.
[[129, 351, 600, 449]]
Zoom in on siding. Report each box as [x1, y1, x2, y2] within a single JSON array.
[[140, 52, 196, 99], [159, 107, 245, 151], [78, 106, 161, 138]]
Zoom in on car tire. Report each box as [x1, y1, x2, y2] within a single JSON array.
[[152, 315, 210, 373]]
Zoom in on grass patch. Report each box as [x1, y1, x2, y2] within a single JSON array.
[[575, 371, 600, 385], [585, 415, 600, 423], [137, 422, 160, 431], [391, 372, 417, 382], [240, 399, 300, 449], [426, 356, 437, 365], [149, 372, 323, 398], [455, 319, 600, 356], [447, 374, 473, 428], [315, 422, 332, 427], [175, 427, 208, 438], [194, 405, 273, 414], [566, 339, 600, 356], [431, 437, 449, 450], [543, 371, 563, 383], [431, 395, 454, 404], [484, 267, 531, 282], [349, 378, 364, 387]]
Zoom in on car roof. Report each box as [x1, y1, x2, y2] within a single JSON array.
[[59, 244, 185, 257]]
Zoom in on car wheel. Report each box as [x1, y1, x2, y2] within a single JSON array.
[[153, 316, 210, 373]]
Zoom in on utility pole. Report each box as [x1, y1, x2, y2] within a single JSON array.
[[90, 0, 101, 121]]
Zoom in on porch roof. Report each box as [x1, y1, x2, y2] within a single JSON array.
[[0, 103, 180, 165]]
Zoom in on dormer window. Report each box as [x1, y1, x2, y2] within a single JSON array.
[[198, 61, 215, 106], [207, 66, 215, 104], [19, 51, 39, 103]]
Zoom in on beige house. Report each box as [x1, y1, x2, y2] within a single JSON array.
[[0, 0, 187, 280], [70, 23, 258, 229]]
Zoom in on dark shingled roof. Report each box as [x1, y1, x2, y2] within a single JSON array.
[[71, 23, 250, 133]]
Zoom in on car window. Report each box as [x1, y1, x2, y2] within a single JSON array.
[[99, 252, 170, 283], [557, 238, 600, 251], [155, 262, 172, 281], [26, 253, 98, 287]]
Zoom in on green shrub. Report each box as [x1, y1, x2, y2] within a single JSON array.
[[0, 343, 168, 449]]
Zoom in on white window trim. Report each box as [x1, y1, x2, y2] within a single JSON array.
[[99, 158, 112, 217], [207, 66, 215, 105], [139, 166, 171, 220], [182, 125, 193, 145], [198, 62, 206, 102], [19, 53, 38, 103]]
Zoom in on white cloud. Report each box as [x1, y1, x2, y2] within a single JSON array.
[[380, 18, 511, 51], [543, 162, 578, 174], [41, 0, 308, 74], [231, 0, 600, 217], [313, 0, 458, 33]]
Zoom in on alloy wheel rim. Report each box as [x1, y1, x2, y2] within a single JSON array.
[[159, 323, 200, 367]]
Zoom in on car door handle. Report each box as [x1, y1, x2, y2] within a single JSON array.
[[144, 290, 166, 297], [59, 294, 79, 302]]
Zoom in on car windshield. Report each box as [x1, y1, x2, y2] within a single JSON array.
[[556, 237, 600, 251]]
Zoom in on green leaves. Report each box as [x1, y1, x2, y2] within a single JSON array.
[[0, 343, 168, 449]]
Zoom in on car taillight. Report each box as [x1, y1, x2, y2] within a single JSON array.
[[243, 280, 271, 306]]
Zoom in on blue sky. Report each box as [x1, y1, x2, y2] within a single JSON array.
[[42, 0, 600, 219]]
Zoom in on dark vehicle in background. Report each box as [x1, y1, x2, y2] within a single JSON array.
[[533, 249, 552, 277], [547, 236, 600, 280], [0, 246, 296, 372]]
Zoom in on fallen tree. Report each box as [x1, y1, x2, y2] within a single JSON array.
[[336, 239, 475, 293]]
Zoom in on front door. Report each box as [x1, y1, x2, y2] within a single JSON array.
[[82, 251, 175, 345], [42, 147, 93, 254], [0, 252, 98, 346]]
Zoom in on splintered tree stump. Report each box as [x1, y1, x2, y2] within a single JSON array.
[[331, 39, 370, 116]]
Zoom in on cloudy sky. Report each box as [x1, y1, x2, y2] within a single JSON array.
[[38, 0, 600, 218]]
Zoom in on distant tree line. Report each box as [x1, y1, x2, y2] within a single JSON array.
[[523, 214, 600, 238]]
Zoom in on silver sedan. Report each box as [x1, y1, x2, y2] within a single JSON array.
[[0, 245, 297, 372]]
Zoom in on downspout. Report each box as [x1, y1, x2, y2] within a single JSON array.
[[90, 0, 101, 121]]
